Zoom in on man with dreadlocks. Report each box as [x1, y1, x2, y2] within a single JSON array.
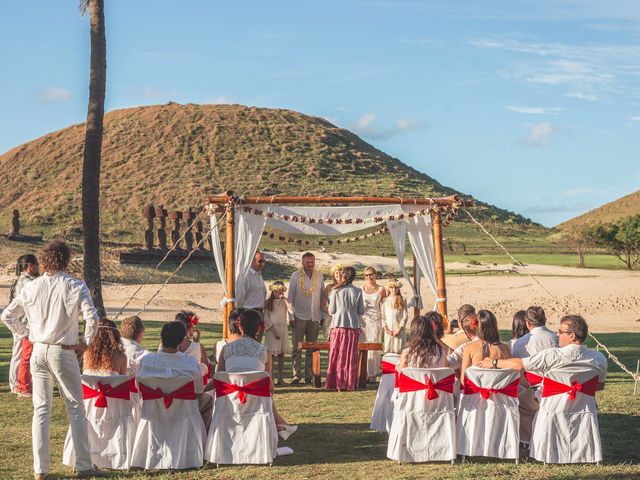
[[1, 240, 104, 479]]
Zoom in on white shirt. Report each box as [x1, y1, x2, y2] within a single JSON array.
[[137, 351, 204, 393], [1, 272, 98, 346], [447, 335, 479, 370], [287, 269, 325, 322], [523, 344, 608, 382], [512, 325, 558, 359], [121, 338, 148, 375], [239, 267, 267, 309]]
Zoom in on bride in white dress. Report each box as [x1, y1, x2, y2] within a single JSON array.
[[209, 309, 297, 440], [359, 267, 386, 382]]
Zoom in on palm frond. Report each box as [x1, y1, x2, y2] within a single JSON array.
[[79, 0, 89, 16]]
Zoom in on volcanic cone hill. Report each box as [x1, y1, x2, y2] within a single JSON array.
[[557, 189, 640, 230], [0, 103, 531, 240]]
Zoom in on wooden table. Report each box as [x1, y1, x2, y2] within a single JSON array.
[[298, 341, 383, 389]]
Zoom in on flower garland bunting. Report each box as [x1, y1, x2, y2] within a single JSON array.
[[261, 226, 390, 247]]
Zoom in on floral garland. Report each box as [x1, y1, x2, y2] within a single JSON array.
[[268, 283, 287, 293], [261, 226, 389, 247], [385, 279, 403, 289], [299, 268, 320, 297]]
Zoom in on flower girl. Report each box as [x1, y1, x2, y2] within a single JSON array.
[[382, 279, 408, 353], [264, 281, 294, 385]]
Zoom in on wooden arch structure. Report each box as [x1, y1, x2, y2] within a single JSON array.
[[208, 192, 472, 339]]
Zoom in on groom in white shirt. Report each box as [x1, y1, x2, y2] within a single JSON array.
[[1, 241, 103, 479]]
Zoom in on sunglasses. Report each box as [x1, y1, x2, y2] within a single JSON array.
[[256, 260, 266, 264], [558, 329, 573, 336]]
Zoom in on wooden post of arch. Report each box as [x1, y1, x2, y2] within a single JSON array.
[[412, 255, 420, 319], [431, 208, 448, 328], [223, 193, 236, 340]]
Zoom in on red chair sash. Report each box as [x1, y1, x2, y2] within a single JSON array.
[[138, 381, 197, 408], [524, 371, 544, 386], [398, 372, 455, 400], [541, 375, 599, 400], [214, 376, 271, 404], [381, 361, 397, 375], [82, 378, 135, 408], [463, 376, 519, 399]]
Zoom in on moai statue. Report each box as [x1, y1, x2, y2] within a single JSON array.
[[169, 210, 183, 250], [195, 220, 206, 251], [183, 208, 195, 251], [142, 204, 156, 250], [9, 209, 20, 237], [156, 205, 168, 251]]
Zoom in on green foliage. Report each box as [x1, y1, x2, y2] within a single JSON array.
[[589, 215, 640, 269]]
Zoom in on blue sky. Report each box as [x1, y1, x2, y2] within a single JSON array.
[[1, 1, 639, 227]]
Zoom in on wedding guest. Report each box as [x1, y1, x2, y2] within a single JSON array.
[[510, 310, 528, 350], [442, 304, 476, 350], [398, 312, 449, 369], [479, 314, 607, 387], [288, 252, 325, 384], [446, 311, 480, 371], [213, 308, 244, 365], [1, 240, 103, 479], [8, 254, 39, 398], [511, 306, 558, 358], [174, 310, 209, 365], [382, 279, 408, 354], [120, 315, 148, 375], [460, 310, 511, 380], [321, 264, 343, 337], [212, 309, 297, 439], [325, 266, 365, 392], [83, 318, 127, 375], [360, 267, 386, 382], [138, 321, 213, 432], [264, 282, 294, 385]]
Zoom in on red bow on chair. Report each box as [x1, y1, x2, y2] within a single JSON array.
[[381, 361, 397, 375], [398, 373, 455, 400], [213, 376, 271, 404], [463, 376, 519, 399], [541, 375, 599, 400], [524, 371, 544, 387], [138, 381, 197, 408], [82, 378, 135, 408]]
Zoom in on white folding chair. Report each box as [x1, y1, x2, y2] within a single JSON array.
[[530, 366, 602, 464], [457, 367, 520, 462], [370, 353, 400, 433], [204, 371, 278, 466], [387, 367, 457, 463], [62, 374, 136, 470], [130, 375, 205, 470]]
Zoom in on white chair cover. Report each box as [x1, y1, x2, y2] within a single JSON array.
[[130, 375, 205, 470], [204, 371, 278, 465], [530, 366, 602, 464], [387, 367, 457, 462], [62, 374, 136, 470], [370, 353, 400, 433], [457, 367, 520, 459]]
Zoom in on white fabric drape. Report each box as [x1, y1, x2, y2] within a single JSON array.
[[210, 215, 227, 298], [209, 203, 438, 312]]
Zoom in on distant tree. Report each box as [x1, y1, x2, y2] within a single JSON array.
[[590, 216, 640, 270], [79, 0, 106, 314], [558, 226, 595, 268]]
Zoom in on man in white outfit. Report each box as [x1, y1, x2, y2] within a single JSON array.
[[120, 315, 149, 375], [1, 241, 103, 479]]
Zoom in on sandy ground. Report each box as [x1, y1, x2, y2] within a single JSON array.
[[1, 252, 639, 333]]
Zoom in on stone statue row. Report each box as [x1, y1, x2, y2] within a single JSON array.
[[143, 205, 211, 252]]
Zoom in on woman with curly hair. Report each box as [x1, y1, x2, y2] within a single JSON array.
[[398, 312, 449, 369], [83, 318, 127, 375]]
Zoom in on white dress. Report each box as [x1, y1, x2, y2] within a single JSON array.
[[263, 299, 292, 355], [359, 286, 383, 377], [382, 296, 408, 354], [223, 337, 269, 373]]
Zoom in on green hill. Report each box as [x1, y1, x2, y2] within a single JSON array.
[[0, 102, 534, 241]]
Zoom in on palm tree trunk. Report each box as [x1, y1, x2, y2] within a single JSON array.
[[82, 0, 106, 315]]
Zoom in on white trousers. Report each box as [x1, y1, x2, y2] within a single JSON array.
[[31, 343, 92, 474], [9, 333, 23, 390]]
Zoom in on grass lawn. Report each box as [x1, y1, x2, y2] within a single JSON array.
[[0, 322, 639, 479]]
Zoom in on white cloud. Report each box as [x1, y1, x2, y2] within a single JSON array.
[[567, 91, 601, 102], [524, 203, 591, 214], [630, 115, 640, 122], [350, 113, 427, 140], [37, 87, 72, 103], [207, 95, 232, 104], [562, 186, 622, 196], [504, 105, 563, 115], [521, 122, 555, 147]]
